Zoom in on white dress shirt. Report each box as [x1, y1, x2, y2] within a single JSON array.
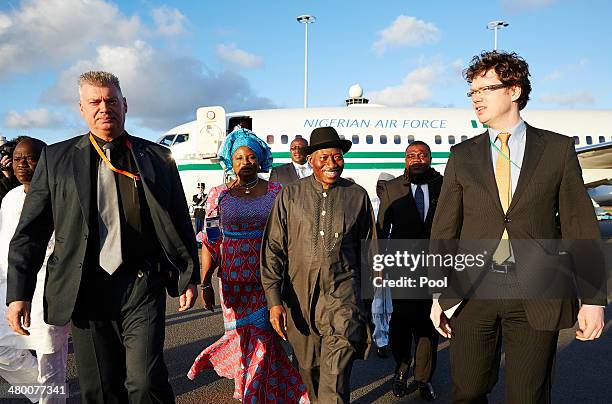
[[292, 161, 312, 179]]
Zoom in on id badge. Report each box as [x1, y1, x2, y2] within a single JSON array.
[[205, 216, 221, 243]]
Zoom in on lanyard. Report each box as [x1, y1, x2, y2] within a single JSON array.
[[89, 134, 141, 187], [489, 137, 522, 170]]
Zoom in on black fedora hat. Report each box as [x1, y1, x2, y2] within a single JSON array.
[[305, 127, 352, 155]]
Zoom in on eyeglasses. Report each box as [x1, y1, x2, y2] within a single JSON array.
[[467, 84, 508, 98]]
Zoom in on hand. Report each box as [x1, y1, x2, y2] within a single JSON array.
[[6, 301, 31, 336], [0, 155, 11, 175], [200, 283, 215, 312], [575, 305, 604, 341], [269, 304, 288, 340], [430, 299, 452, 338], [178, 284, 197, 312]]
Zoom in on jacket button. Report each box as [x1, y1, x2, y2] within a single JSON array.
[[504, 217, 511, 223]]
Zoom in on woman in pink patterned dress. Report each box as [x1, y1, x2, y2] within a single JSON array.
[[188, 128, 309, 403]]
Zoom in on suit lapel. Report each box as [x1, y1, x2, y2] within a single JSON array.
[[473, 133, 504, 214], [401, 179, 424, 223], [129, 135, 157, 186], [287, 163, 299, 182], [73, 134, 92, 227], [507, 124, 545, 213], [424, 176, 442, 223]]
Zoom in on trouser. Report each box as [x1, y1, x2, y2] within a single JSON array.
[[287, 268, 367, 403], [37, 331, 70, 404], [297, 336, 355, 404], [449, 299, 559, 404], [71, 264, 173, 404], [389, 299, 438, 381]]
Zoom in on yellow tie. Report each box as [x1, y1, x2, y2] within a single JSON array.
[[493, 132, 511, 263]]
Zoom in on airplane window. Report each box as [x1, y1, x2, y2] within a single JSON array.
[[266, 135, 274, 144], [599, 136, 605, 143], [448, 135, 456, 144], [281, 135, 288, 144], [586, 136, 593, 145], [366, 135, 373, 144], [435, 135, 442, 144], [461, 135, 468, 142], [174, 134, 189, 144], [407, 135, 415, 144], [394, 135, 401, 144], [380, 135, 387, 144], [159, 135, 175, 146], [352, 135, 359, 144], [573, 136, 580, 145]]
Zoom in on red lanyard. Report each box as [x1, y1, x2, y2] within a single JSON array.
[[89, 134, 141, 186]]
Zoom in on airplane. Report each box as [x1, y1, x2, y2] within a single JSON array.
[[159, 86, 612, 211]]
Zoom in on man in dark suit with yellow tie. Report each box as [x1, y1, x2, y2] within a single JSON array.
[[430, 51, 606, 403], [6, 71, 200, 403]]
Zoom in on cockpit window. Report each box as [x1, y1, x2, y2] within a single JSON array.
[[159, 135, 175, 146], [174, 134, 189, 144]]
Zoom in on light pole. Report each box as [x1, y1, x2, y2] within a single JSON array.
[[486, 20, 508, 51], [297, 14, 315, 108]]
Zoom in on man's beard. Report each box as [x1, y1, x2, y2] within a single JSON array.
[[407, 165, 432, 184]]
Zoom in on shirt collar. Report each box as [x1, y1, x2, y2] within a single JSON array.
[[292, 161, 310, 169], [308, 173, 339, 192], [90, 131, 128, 149], [488, 119, 526, 144]]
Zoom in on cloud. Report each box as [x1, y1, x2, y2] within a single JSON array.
[[46, 41, 274, 130], [152, 6, 186, 36], [373, 15, 440, 55], [538, 91, 595, 107], [0, 0, 142, 78], [542, 59, 589, 82], [369, 63, 444, 106], [216, 44, 264, 69], [5, 108, 66, 129], [501, 0, 559, 12]]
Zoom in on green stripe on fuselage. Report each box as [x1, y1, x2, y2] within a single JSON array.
[[272, 151, 450, 159], [177, 151, 450, 171]]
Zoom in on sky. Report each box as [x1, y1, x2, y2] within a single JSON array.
[[0, 0, 610, 144]]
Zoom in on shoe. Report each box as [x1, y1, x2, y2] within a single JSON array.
[[391, 370, 408, 397], [418, 382, 438, 401], [376, 345, 390, 358]]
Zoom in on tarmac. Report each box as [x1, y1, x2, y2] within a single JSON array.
[[1, 283, 610, 403]]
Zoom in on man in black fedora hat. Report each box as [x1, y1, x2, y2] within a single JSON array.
[[261, 126, 375, 403]]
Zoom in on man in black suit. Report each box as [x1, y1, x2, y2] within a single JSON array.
[[268, 137, 311, 186], [430, 51, 606, 403], [6, 71, 200, 403], [378, 141, 442, 401]]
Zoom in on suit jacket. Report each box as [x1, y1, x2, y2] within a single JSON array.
[[377, 170, 443, 239], [7, 133, 199, 325], [268, 163, 299, 186], [431, 124, 606, 330]]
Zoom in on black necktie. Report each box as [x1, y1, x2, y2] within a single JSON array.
[[415, 185, 425, 222]]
